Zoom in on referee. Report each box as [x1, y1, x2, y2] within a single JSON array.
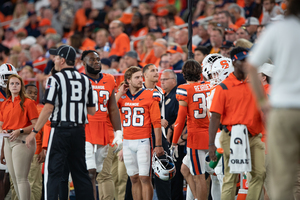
[[26, 45, 95, 200]]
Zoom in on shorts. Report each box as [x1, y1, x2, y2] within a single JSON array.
[[186, 148, 206, 176], [85, 142, 109, 172], [123, 138, 152, 177]]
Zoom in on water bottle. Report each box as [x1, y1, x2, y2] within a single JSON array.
[[103, 42, 110, 52], [209, 148, 224, 169]]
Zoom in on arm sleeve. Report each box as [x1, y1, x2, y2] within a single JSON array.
[[87, 80, 95, 107], [172, 104, 187, 144], [44, 76, 58, 105], [209, 85, 225, 115], [150, 100, 161, 128], [176, 87, 188, 103]]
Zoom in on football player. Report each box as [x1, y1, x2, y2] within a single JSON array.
[[81, 50, 123, 199], [171, 59, 212, 200], [116, 66, 164, 200]]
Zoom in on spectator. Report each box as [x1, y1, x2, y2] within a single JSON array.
[[228, 3, 246, 28], [218, 11, 238, 29], [101, 58, 118, 75], [224, 28, 237, 42], [140, 33, 157, 64], [209, 27, 224, 54], [244, 17, 260, 42], [148, 27, 163, 39], [147, 14, 159, 31], [18, 50, 32, 69], [20, 66, 35, 84], [138, 3, 151, 16], [20, 36, 37, 50], [30, 44, 47, 74], [244, 0, 263, 19], [95, 29, 109, 50], [198, 23, 211, 47], [124, 50, 144, 69], [109, 20, 130, 57], [130, 12, 148, 38], [174, 29, 196, 51], [255, 25, 266, 42], [236, 27, 251, 41], [192, 0, 206, 20], [153, 38, 168, 67], [258, 63, 274, 96], [166, 44, 186, 85], [192, 21, 202, 46], [72, 0, 94, 31], [81, 25, 96, 51], [10, 2, 28, 32], [2, 28, 20, 49], [38, 18, 52, 36], [209, 47, 265, 200], [196, 1, 215, 20], [25, 11, 41, 38], [261, 0, 283, 25], [0, 44, 10, 65], [159, 53, 171, 72], [109, 55, 120, 71], [194, 46, 209, 65], [220, 41, 234, 58], [43, 8, 63, 36]]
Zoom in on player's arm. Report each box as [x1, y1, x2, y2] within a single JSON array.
[[115, 83, 128, 102], [26, 103, 54, 148], [150, 100, 164, 157], [208, 112, 221, 162], [108, 89, 122, 131], [171, 100, 187, 146]]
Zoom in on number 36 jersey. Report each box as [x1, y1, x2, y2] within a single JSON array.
[[84, 73, 115, 145], [176, 81, 211, 149], [118, 89, 161, 140]]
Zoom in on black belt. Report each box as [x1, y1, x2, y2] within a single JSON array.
[[51, 122, 85, 128], [221, 125, 252, 137]]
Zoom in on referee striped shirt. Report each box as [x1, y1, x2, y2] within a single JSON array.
[[44, 68, 95, 124]]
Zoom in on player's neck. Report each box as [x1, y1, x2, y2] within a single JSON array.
[[144, 80, 157, 89], [129, 86, 142, 95], [86, 72, 99, 80], [187, 81, 197, 84]]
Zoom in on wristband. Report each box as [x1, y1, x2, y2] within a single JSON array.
[[32, 128, 38, 134], [209, 143, 215, 146], [180, 134, 187, 141], [155, 145, 163, 147]]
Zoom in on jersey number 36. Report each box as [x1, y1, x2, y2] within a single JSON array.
[[121, 107, 145, 127]]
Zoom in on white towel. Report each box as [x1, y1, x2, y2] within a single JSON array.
[[229, 125, 252, 173]]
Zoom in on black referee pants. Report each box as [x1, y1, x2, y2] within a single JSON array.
[[44, 126, 93, 200]]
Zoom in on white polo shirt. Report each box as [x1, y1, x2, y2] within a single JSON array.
[[248, 16, 300, 108]]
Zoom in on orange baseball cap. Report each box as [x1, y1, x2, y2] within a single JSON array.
[[166, 45, 183, 54], [39, 18, 51, 27], [119, 13, 133, 25], [45, 28, 57, 34], [157, 9, 169, 17]]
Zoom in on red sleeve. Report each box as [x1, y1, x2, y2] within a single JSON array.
[[172, 105, 187, 144], [176, 86, 188, 103], [210, 85, 225, 115], [150, 100, 161, 128]]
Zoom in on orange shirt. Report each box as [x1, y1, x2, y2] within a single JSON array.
[[210, 47, 220, 54], [131, 27, 148, 38], [235, 17, 246, 28], [33, 56, 47, 74], [0, 96, 38, 130], [263, 84, 270, 96], [42, 119, 51, 149], [80, 38, 96, 51], [174, 82, 211, 149], [35, 105, 43, 155], [210, 73, 263, 135], [141, 49, 157, 64], [84, 73, 116, 145], [117, 89, 161, 140], [109, 33, 130, 57], [74, 8, 94, 31], [175, 16, 185, 26]]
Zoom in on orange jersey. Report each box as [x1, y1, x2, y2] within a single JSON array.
[[84, 73, 116, 145], [118, 89, 161, 140], [35, 105, 43, 155], [176, 82, 212, 149]]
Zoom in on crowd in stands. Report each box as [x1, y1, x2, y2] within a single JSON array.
[[0, 0, 290, 199]]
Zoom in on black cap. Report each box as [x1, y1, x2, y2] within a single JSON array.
[[101, 58, 111, 68], [221, 41, 234, 49], [49, 45, 76, 63], [124, 51, 139, 61]]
